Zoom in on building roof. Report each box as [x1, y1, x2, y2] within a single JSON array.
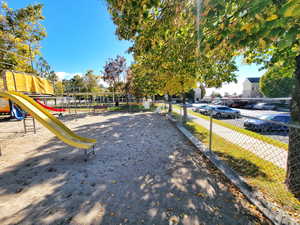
[[246, 77, 260, 83]]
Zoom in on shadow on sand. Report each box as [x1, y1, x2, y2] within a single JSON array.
[[0, 113, 270, 225]]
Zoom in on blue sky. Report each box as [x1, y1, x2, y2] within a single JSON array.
[[8, 0, 133, 79], [8, 0, 264, 95]]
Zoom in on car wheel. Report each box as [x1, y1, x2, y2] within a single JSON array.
[[216, 113, 221, 119]]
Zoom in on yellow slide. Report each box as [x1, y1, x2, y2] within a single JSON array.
[[0, 91, 96, 149]]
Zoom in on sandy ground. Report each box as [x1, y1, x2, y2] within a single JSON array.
[[0, 112, 271, 225]]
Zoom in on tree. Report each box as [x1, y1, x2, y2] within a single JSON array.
[[0, 1, 46, 73], [260, 67, 294, 98], [84, 70, 101, 93], [70, 74, 86, 92], [197, 0, 300, 197], [54, 80, 64, 95], [199, 84, 206, 99], [186, 89, 195, 102], [106, 0, 237, 121], [211, 91, 222, 98], [35, 56, 50, 77], [102, 55, 126, 105]]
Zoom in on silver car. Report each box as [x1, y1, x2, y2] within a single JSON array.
[[211, 106, 241, 118], [253, 103, 277, 110]]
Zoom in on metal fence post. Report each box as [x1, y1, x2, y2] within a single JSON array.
[[209, 109, 213, 151]]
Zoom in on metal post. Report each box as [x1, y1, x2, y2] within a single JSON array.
[[23, 118, 27, 134], [209, 109, 213, 151], [32, 117, 36, 134]]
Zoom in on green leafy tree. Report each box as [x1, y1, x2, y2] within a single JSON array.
[[106, 0, 237, 121], [54, 80, 64, 95], [211, 91, 222, 98], [0, 1, 46, 73], [198, 0, 300, 197], [35, 56, 51, 77], [70, 74, 86, 92], [84, 70, 101, 93], [260, 67, 294, 97]]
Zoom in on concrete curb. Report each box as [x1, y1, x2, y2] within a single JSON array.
[[165, 114, 299, 225]]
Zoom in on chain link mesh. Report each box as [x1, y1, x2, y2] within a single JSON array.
[[168, 99, 300, 221]]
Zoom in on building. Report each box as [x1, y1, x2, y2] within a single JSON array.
[[193, 87, 202, 102], [242, 77, 263, 98]]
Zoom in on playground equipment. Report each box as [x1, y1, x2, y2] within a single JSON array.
[[0, 70, 96, 154], [0, 91, 96, 149], [11, 104, 25, 121], [35, 99, 66, 112]]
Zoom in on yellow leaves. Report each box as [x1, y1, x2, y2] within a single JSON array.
[[259, 38, 266, 49], [266, 14, 278, 21], [255, 14, 263, 21], [280, 0, 300, 18], [1, 2, 8, 9], [241, 23, 253, 33], [219, 23, 225, 30]]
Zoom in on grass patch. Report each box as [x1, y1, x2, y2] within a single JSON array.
[[171, 111, 300, 215], [173, 105, 288, 150], [108, 104, 156, 112]]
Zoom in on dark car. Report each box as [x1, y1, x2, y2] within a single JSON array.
[[244, 114, 290, 132], [231, 101, 248, 108], [242, 103, 255, 109]]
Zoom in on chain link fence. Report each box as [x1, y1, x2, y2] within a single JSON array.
[[164, 100, 300, 222]]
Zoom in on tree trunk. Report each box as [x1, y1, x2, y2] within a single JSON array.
[[182, 93, 187, 123], [126, 94, 129, 107], [286, 55, 300, 198], [168, 94, 172, 114]]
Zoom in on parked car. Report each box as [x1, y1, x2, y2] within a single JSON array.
[[179, 103, 193, 108], [211, 106, 241, 118], [231, 101, 248, 108], [193, 104, 209, 113], [244, 114, 290, 132], [212, 100, 223, 105], [242, 103, 256, 109], [253, 103, 277, 110], [198, 105, 213, 115]]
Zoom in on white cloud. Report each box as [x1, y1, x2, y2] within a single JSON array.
[[205, 78, 244, 96], [55, 72, 81, 80]]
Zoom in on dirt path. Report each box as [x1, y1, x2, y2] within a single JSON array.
[[0, 112, 271, 225]]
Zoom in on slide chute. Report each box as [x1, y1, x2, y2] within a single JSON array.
[[0, 91, 96, 149], [35, 99, 66, 112]]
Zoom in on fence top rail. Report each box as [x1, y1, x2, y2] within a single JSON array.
[[203, 97, 291, 101]]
